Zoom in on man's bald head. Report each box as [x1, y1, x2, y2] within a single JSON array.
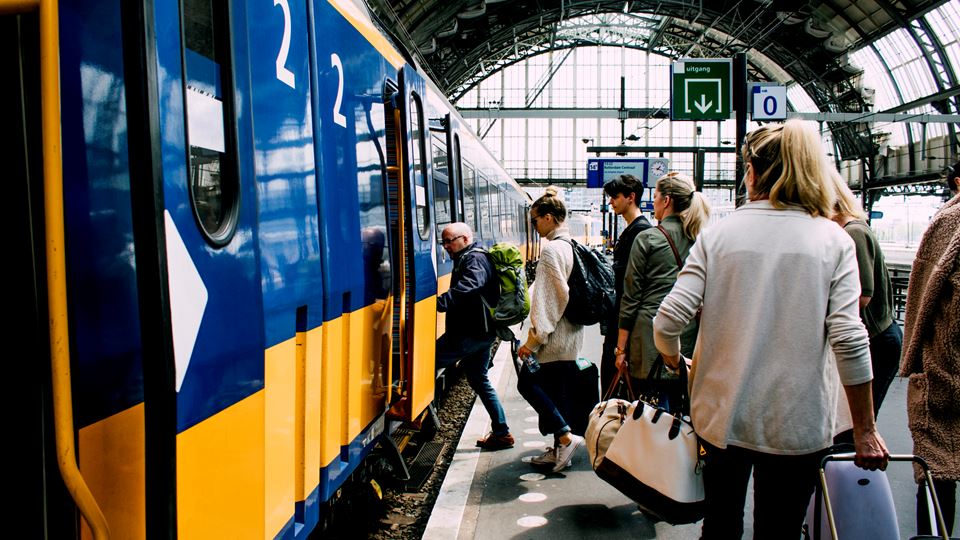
[[441, 222, 474, 256], [443, 222, 473, 243]]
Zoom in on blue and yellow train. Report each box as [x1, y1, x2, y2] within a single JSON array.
[[10, 0, 532, 536]]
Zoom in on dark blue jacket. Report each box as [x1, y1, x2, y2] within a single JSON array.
[[437, 243, 499, 337]]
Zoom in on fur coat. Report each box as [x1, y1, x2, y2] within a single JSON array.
[[900, 194, 960, 481]]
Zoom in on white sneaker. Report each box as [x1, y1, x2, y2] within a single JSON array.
[[552, 434, 584, 473], [530, 447, 557, 466]]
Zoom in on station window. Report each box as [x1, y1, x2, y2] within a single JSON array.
[[182, 0, 239, 246], [409, 94, 431, 240]]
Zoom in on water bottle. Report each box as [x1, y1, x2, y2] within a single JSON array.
[[523, 352, 540, 373]]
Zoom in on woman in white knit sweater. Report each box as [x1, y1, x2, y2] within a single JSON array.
[[652, 120, 889, 538], [517, 188, 586, 473]]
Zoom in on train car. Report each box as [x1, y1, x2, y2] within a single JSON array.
[[10, 0, 529, 537]]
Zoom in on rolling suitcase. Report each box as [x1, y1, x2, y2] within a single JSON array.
[[804, 453, 957, 540]]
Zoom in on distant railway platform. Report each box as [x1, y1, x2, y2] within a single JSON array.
[[426, 326, 944, 540]]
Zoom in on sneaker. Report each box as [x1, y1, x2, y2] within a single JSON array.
[[552, 434, 584, 473], [529, 447, 557, 466], [476, 432, 515, 450]]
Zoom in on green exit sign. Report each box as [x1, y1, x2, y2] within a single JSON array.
[[671, 59, 733, 121]]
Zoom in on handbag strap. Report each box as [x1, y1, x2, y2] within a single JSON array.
[[603, 364, 636, 401], [656, 225, 684, 270]]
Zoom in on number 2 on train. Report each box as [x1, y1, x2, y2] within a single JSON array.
[[331, 53, 347, 128], [273, 0, 295, 89]]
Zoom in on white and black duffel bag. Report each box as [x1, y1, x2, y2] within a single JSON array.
[[594, 357, 705, 525]]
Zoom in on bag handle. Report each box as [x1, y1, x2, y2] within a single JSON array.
[[646, 354, 692, 418], [602, 364, 636, 401]]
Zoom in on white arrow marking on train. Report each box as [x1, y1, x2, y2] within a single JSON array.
[[164, 210, 208, 392], [694, 95, 713, 114]]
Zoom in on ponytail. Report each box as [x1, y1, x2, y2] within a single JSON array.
[[681, 191, 711, 239]]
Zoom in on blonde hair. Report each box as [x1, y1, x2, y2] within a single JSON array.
[[829, 170, 867, 220], [743, 120, 836, 217], [531, 186, 567, 223], [656, 172, 711, 239]]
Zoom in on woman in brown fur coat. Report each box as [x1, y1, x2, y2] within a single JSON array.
[[900, 192, 960, 535]]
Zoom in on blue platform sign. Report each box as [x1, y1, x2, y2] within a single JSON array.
[[586, 157, 669, 188]]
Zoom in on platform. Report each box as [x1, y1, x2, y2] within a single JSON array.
[[425, 325, 952, 539]]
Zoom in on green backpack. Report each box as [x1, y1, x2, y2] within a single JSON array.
[[483, 242, 531, 338]]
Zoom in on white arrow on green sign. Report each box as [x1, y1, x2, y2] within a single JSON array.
[[671, 59, 733, 121]]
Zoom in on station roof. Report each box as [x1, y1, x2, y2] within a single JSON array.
[[365, 0, 957, 113]]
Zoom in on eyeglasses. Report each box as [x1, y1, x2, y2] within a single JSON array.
[[530, 214, 540, 225], [440, 235, 465, 246]]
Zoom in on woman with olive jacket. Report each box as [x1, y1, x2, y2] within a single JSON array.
[[615, 172, 710, 396]]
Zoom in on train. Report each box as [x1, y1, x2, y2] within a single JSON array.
[[10, 0, 533, 537]]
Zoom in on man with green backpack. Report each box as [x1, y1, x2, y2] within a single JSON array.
[[436, 222, 527, 450]]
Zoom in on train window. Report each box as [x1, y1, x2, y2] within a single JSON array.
[[432, 134, 451, 235], [478, 174, 491, 239], [182, 0, 239, 246], [409, 93, 430, 240], [496, 187, 506, 236], [453, 135, 463, 219], [463, 163, 476, 232]]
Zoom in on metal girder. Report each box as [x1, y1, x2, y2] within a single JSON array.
[[458, 108, 960, 123], [458, 107, 668, 118], [884, 86, 960, 114], [586, 145, 737, 153]]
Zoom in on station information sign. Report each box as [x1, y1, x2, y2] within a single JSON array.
[[671, 59, 733, 121], [586, 157, 670, 189]]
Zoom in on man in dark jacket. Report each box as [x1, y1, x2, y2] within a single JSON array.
[[600, 175, 651, 392], [436, 222, 514, 450]]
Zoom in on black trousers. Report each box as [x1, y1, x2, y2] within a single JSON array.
[[699, 440, 825, 539], [917, 479, 957, 536]]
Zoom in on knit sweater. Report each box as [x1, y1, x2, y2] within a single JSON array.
[[523, 227, 585, 363], [899, 194, 960, 482], [653, 200, 872, 455]]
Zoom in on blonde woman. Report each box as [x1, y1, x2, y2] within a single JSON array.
[[653, 120, 889, 538], [614, 172, 710, 404], [831, 176, 901, 418]]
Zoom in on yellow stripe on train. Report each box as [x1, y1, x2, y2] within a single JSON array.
[[327, 0, 405, 68], [78, 403, 146, 539]]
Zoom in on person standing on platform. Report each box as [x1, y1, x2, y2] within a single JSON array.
[[831, 179, 902, 416], [517, 188, 586, 473], [900, 184, 960, 536], [615, 172, 710, 401], [436, 222, 514, 450], [653, 121, 888, 538], [600, 174, 651, 392]]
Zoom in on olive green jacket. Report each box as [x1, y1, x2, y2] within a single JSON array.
[[619, 215, 698, 379]]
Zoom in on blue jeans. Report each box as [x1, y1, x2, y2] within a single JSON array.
[[870, 321, 902, 417], [436, 333, 509, 436]]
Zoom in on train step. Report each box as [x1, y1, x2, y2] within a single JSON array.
[[405, 441, 448, 492]]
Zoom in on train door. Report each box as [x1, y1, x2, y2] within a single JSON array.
[[5, 9, 78, 537], [384, 67, 437, 421], [147, 0, 268, 536], [430, 114, 454, 337]]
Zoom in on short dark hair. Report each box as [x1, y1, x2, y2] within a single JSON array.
[[603, 174, 644, 202], [948, 160, 960, 193]]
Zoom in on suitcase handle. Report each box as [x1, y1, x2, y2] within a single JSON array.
[[816, 454, 949, 540]]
